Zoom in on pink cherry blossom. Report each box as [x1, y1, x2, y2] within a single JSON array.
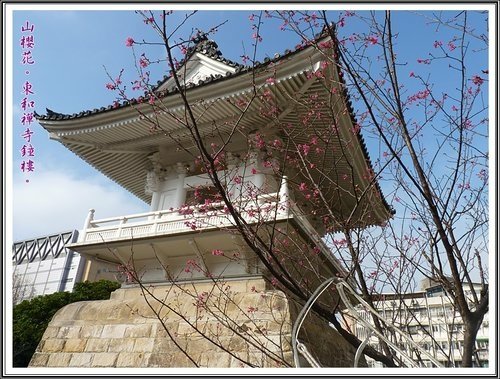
[[299, 144, 311, 156], [366, 35, 378, 45], [272, 139, 282, 148], [472, 75, 484, 86], [319, 40, 334, 49], [251, 32, 262, 42], [139, 55, 149, 68], [240, 55, 250, 64], [407, 89, 431, 104], [477, 169, 487, 183], [125, 37, 135, 47]]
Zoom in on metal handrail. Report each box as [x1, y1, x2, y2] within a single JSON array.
[[337, 280, 444, 368], [292, 277, 336, 367], [292, 277, 445, 368], [354, 331, 374, 367]]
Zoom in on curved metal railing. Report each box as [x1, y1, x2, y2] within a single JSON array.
[[292, 277, 445, 368]]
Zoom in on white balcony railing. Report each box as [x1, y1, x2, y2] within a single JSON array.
[[75, 188, 291, 245]]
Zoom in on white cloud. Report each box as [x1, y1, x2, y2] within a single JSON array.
[[12, 169, 149, 241]]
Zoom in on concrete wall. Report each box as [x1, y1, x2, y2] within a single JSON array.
[[29, 277, 362, 368]]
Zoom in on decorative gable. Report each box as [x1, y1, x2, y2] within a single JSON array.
[[157, 38, 239, 92]]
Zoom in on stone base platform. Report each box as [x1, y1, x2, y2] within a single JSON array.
[[29, 277, 362, 368]]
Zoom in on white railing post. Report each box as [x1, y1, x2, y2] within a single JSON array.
[[80, 208, 95, 242], [117, 217, 127, 238], [153, 211, 161, 234], [279, 176, 289, 216]]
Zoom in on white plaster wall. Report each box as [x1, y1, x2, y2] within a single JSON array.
[[149, 159, 272, 212]]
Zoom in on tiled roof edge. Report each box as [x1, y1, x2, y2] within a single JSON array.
[[35, 29, 326, 122]]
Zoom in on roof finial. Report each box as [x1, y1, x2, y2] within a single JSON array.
[[46, 108, 62, 117]]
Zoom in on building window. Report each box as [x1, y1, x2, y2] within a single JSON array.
[[448, 324, 463, 333], [477, 341, 488, 349], [407, 325, 419, 335]]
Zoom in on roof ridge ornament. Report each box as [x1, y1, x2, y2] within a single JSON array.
[[187, 31, 221, 57], [46, 108, 63, 117]]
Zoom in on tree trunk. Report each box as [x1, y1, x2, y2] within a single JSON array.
[[461, 316, 483, 367]]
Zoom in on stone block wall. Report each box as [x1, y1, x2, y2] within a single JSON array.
[[29, 277, 363, 368]]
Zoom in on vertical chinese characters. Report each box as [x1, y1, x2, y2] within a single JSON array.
[[19, 20, 36, 178]]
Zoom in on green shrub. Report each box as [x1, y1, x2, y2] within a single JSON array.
[[13, 280, 120, 367]]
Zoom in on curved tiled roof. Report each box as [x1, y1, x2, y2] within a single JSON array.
[[35, 25, 394, 218], [35, 31, 309, 122]]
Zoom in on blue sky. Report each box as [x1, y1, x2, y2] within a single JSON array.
[[8, 5, 492, 242], [9, 8, 306, 240]]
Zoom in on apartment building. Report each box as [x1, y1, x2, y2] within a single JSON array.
[[349, 279, 489, 368]]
